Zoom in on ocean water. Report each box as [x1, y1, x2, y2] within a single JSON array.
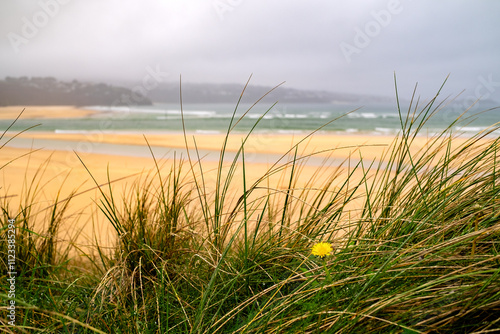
[[3, 102, 500, 137]]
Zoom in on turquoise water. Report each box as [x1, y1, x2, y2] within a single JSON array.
[[3, 102, 499, 136]]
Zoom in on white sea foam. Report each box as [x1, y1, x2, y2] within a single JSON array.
[[87, 105, 218, 117], [163, 109, 217, 117], [374, 127, 394, 134], [455, 126, 487, 132], [382, 113, 399, 118], [347, 112, 396, 119], [246, 113, 309, 119], [276, 113, 308, 119]]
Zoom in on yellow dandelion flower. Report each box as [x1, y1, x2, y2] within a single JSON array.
[[311, 242, 332, 258]]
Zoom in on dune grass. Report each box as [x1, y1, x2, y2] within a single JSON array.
[[1, 78, 500, 333]]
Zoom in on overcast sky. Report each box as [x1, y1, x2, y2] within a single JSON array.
[[1, 0, 499, 100]]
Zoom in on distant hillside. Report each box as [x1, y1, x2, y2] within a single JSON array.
[[0, 77, 152, 106], [139, 82, 500, 107], [128, 81, 395, 105]]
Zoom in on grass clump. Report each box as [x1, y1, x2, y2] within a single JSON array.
[[1, 78, 500, 333]]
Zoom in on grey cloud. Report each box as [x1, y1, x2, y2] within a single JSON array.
[[1, 0, 499, 101]]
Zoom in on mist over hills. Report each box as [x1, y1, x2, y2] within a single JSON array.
[[0, 77, 152, 106], [1, 76, 397, 107], [1, 77, 498, 108], [141, 81, 500, 109], [125, 81, 396, 105]]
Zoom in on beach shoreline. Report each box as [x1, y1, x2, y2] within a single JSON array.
[[0, 105, 490, 249]]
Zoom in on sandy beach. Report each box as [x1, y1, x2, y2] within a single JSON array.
[[0, 105, 98, 119], [0, 106, 474, 250], [1, 136, 369, 248]]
